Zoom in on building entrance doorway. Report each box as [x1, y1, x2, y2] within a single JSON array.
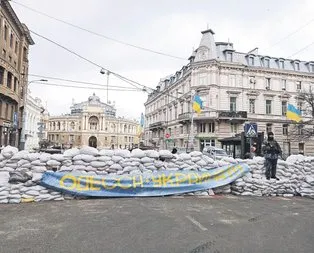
[[89, 136, 97, 148]]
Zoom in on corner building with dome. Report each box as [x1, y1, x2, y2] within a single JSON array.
[[47, 94, 140, 149]]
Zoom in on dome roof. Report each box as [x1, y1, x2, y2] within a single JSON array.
[[88, 93, 100, 103]]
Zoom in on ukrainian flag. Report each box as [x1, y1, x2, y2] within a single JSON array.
[[192, 95, 203, 114], [286, 104, 302, 122]]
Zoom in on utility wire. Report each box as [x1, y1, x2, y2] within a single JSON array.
[[32, 81, 142, 91], [288, 41, 314, 58], [265, 17, 314, 51], [11, 0, 187, 61], [28, 74, 141, 90], [30, 30, 152, 91]]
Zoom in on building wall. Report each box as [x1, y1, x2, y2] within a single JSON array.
[[47, 95, 140, 149], [0, 0, 33, 148], [24, 95, 43, 151], [144, 29, 314, 156]]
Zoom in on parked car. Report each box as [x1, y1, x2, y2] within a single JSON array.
[[202, 146, 229, 160]]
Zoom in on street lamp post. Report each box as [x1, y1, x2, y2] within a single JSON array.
[[100, 69, 110, 104], [19, 79, 48, 150]]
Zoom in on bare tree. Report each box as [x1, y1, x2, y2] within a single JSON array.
[[289, 88, 314, 140]]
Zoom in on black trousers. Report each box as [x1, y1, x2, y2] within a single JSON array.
[[265, 159, 277, 178]]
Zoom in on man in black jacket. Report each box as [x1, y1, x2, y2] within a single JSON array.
[[262, 132, 282, 180]]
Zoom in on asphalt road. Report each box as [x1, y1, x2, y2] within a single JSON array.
[[0, 196, 313, 253]]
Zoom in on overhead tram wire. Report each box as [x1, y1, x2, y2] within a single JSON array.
[[32, 81, 142, 91], [288, 41, 314, 58], [28, 74, 141, 90], [265, 17, 314, 52], [11, 0, 187, 61], [30, 30, 153, 91]]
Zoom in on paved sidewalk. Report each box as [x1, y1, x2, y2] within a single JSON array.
[[0, 196, 313, 253]]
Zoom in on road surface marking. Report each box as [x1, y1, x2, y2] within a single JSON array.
[[185, 215, 208, 231]]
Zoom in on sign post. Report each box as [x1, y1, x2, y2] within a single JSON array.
[[244, 123, 258, 158]]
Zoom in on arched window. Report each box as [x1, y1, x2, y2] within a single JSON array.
[[57, 121, 61, 130], [89, 116, 99, 130], [124, 124, 127, 133], [53, 122, 56, 130], [128, 125, 131, 133]]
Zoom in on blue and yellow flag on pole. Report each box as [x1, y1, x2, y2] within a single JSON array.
[[286, 104, 302, 122], [192, 95, 203, 114]]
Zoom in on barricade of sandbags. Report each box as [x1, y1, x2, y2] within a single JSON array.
[[1, 145, 314, 204]]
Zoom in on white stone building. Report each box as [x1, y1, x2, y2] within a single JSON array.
[[24, 93, 44, 151], [47, 94, 139, 149], [144, 29, 314, 157]]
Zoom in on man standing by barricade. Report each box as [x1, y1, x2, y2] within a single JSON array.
[[262, 132, 282, 180]]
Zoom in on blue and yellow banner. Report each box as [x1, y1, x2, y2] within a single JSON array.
[[40, 164, 249, 197], [192, 95, 203, 114], [286, 104, 302, 122]]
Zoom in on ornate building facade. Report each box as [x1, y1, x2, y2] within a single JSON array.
[[47, 94, 139, 149], [24, 93, 44, 151], [144, 29, 314, 156], [0, 0, 33, 147]]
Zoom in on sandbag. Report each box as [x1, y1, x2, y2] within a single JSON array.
[[9, 171, 32, 184], [80, 146, 99, 156], [131, 149, 146, 158]]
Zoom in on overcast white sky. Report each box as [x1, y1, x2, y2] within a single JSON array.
[[11, 0, 314, 120]]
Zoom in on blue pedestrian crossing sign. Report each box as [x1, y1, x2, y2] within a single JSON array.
[[245, 123, 258, 137]]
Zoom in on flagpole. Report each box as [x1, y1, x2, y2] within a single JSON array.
[[189, 90, 196, 152]]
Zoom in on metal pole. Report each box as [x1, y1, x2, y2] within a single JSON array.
[[106, 71, 110, 104], [249, 137, 253, 159], [188, 90, 195, 152], [19, 80, 28, 150]]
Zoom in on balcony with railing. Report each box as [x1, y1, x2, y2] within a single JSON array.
[[148, 120, 165, 130], [178, 111, 218, 124], [218, 110, 247, 121]]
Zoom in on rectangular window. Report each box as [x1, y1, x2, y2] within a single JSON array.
[[266, 100, 272, 114], [264, 58, 270, 68], [230, 123, 238, 133], [282, 101, 287, 116], [180, 126, 183, 134], [199, 73, 207, 85], [280, 60, 284, 69], [70, 135, 74, 142], [4, 25, 8, 41], [226, 52, 233, 62], [295, 62, 300, 71], [230, 97, 237, 112], [199, 123, 206, 133], [249, 57, 254, 66], [10, 33, 13, 48], [0, 67, 4, 85], [208, 122, 215, 133], [298, 143, 304, 155], [249, 99, 255, 113], [229, 74, 236, 87], [15, 41, 18, 54], [296, 81, 301, 91], [266, 78, 271, 89], [7, 72, 12, 89], [266, 123, 272, 134], [283, 124, 288, 136], [5, 103, 8, 119], [282, 79, 287, 90]]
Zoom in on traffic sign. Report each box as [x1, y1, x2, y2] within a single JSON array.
[[244, 123, 258, 137]]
